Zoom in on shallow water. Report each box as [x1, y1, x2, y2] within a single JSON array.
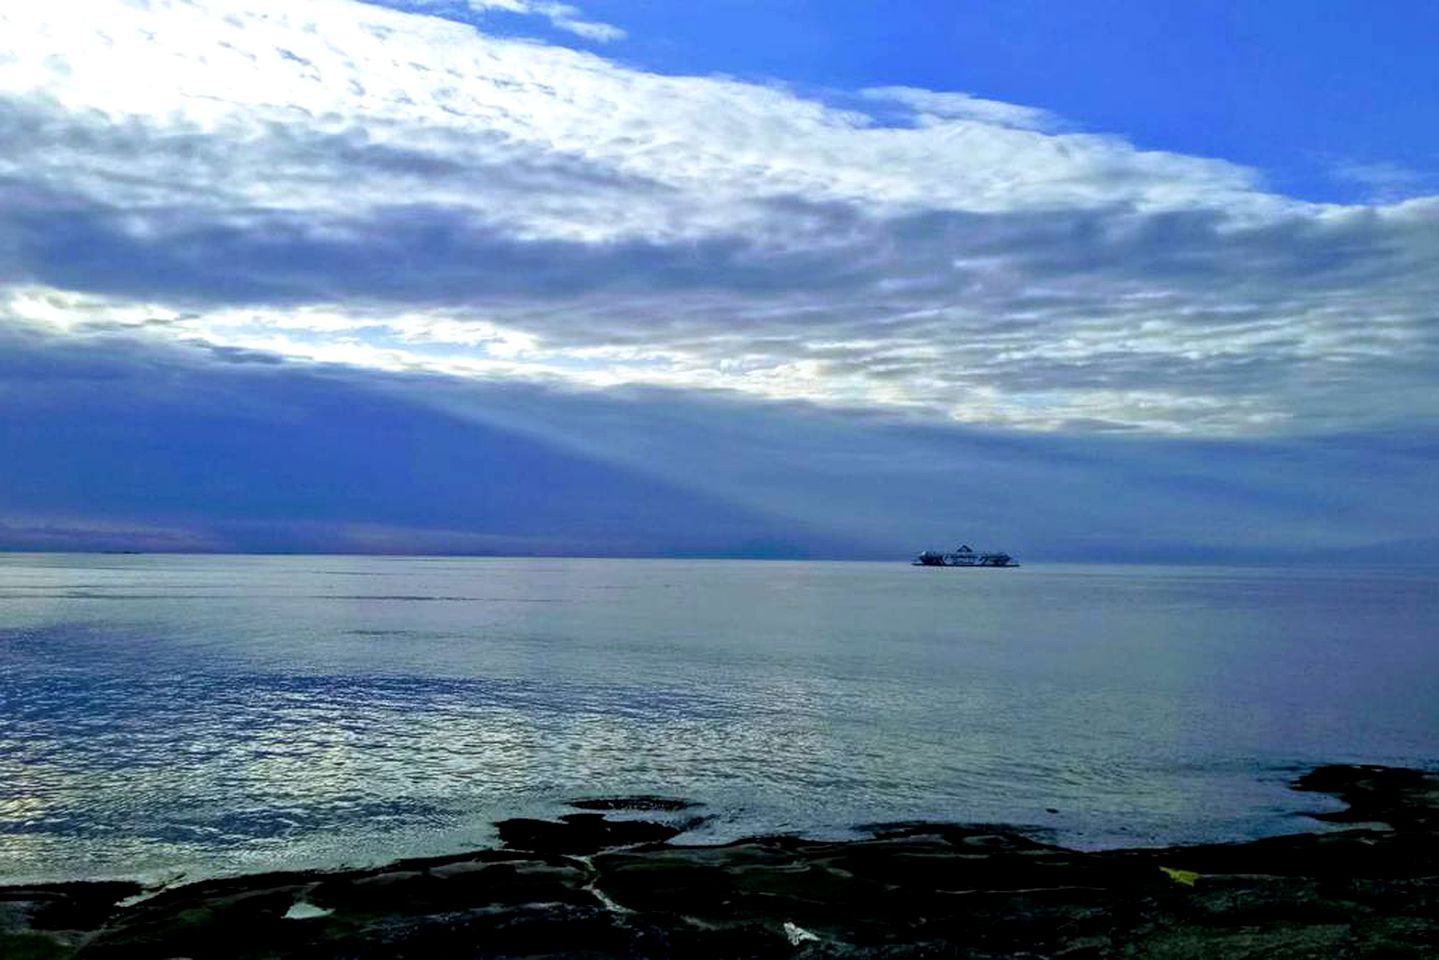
[[1, 553, 1435, 884]]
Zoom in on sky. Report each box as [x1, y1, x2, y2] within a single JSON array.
[[0, 0, 1436, 560]]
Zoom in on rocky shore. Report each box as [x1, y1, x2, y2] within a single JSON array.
[[3, 765, 1435, 958]]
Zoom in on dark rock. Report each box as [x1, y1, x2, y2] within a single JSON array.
[[494, 813, 702, 855], [1293, 764, 1439, 830], [0, 764, 1435, 958], [0, 932, 73, 960], [0, 881, 143, 933], [861, 822, 1056, 851]]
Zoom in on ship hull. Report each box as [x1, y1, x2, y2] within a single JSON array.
[[912, 546, 1017, 567]]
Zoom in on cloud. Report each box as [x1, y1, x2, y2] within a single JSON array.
[[505, 1, 625, 42], [1330, 159, 1435, 204], [368, 0, 625, 42], [0, 0, 1435, 438], [0, 517, 218, 553], [0, 325, 854, 557], [1, 327, 1435, 560], [860, 86, 1062, 132]]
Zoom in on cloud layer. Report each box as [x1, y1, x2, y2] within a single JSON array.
[[385, 0, 626, 42], [1, 0, 1436, 436], [5, 325, 1436, 559]]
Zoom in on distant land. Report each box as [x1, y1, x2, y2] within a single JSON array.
[[3, 534, 1437, 568]]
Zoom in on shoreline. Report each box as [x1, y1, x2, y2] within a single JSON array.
[[3, 764, 1435, 958]]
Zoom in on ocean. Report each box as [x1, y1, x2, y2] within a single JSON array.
[[1, 553, 1435, 885]]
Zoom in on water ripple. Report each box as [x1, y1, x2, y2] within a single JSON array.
[[2, 555, 1435, 883]]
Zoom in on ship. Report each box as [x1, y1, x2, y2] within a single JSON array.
[[911, 544, 1018, 567]]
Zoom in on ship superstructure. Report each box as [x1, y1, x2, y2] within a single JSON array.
[[912, 544, 1017, 567]]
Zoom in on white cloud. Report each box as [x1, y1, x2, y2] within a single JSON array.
[[377, 0, 625, 42], [0, 0, 1272, 223], [0, 0, 1435, 436], [514, 2, 626, 42], [861, 86, 1061, 132], [1330, 159, 1434, 204]]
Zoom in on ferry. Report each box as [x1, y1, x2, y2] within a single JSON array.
[[912, 544, 1018, 567]]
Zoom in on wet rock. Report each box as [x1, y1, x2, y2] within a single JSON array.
[[0, 881, 143, 934], [494, 812, 700, 855], [0, 882, 144, 959], [0, 932, 73, 960], [311, 856, 592, 915], [1293, 763, 1439, 831], [860, 822, 1056, 851], [0, 764, 1435, 957]]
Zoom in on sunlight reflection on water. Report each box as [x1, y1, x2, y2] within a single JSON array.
[[1, 554, 1435, 883]]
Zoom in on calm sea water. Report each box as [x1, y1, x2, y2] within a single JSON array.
[[1, 553, 1435, 884]]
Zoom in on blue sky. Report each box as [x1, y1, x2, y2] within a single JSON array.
[[641, 1, 1437, 200], [377, 0, 1439, 204], [0, 0, 1435, 559]]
